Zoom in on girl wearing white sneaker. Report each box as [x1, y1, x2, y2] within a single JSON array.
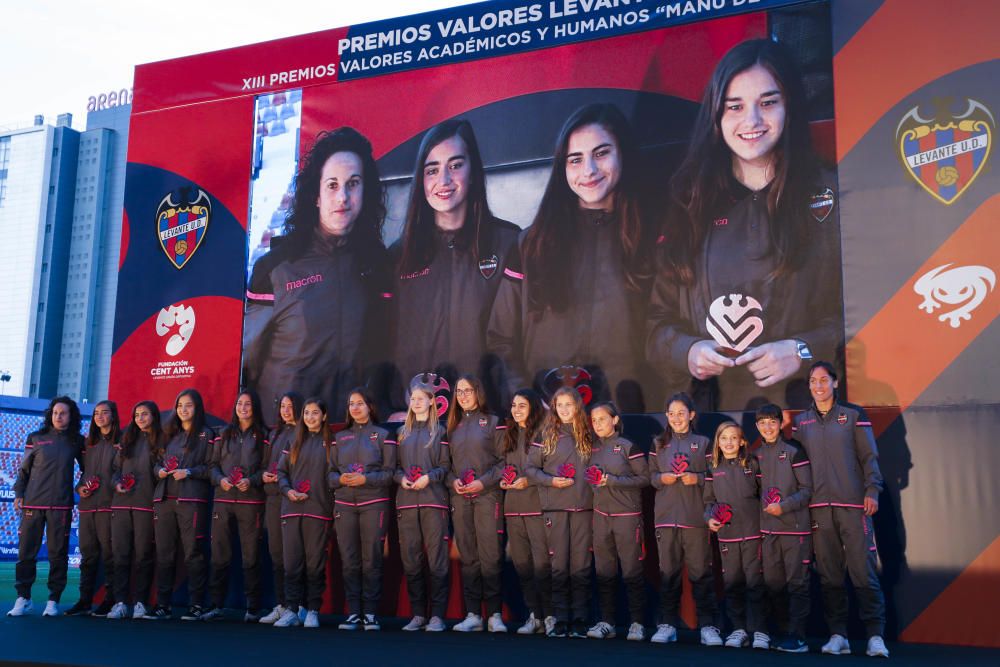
[[259, 391, 302, 624], [9, 397, 85, 618], [275, 398, 335, 629], [331, 387, 395, 632], [68, 400, 121, 618], [587, 402, 649, 642], [394, 384, 451, 633], [446, 375, 506, 633], [500, 389, 551, 635], [704, 421, 765, 649], [526, 386, 594, 639], [152, 389, 214, 621], [108, 401, 162, 620], [648, 393, 720, 645]]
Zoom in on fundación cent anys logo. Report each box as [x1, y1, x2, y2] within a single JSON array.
[[896, 97, 994, 205], [151, 303, 197, 380], [156, 188, 212, 269]]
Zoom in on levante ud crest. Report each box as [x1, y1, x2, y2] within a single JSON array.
[[896, 98, 994, 205], [157, 188, 212, 268]]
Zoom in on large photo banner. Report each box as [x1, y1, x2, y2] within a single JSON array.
[[239, 0, 839, 418]]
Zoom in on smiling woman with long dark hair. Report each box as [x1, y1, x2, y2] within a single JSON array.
[[391, 119, 519, 407], [488, 103, 654, 413], [646, 38, 843, 412]]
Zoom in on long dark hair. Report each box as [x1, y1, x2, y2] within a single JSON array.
[[164, 388, 206, 450], [41, 396, 82, 439], [661, 38, 818, 285], [654, 392, 697, 450], [397, 119, 495, 275], [221, 389, 268, 443], [120, 400, 163, 459], [290, 397, 330, 466], [501, 388, 546, 455], [273, 391, 304, 438], [521, 103, 650, 313], [85, 400, 121, 447], [446, 374, 491, 435], [282, 127, 386, 263], [344, 386, 380, 428]]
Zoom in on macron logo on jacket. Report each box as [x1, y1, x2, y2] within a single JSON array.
[[285, 273, 323, 291]]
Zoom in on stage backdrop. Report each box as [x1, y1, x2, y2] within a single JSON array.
[[108, 0, 1000, 647]]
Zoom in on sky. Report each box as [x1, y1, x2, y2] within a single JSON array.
[[0, 0, 479, 131]]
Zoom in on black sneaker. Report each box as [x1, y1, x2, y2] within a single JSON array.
[[64, 600, 93, 616], [199, 605, 224, 621], [144, 605, 172, 620], [181, 605, 205, 621], [776, 636, 809, 653], [92, 598, 115, 617], [338, 613, 362, 630], [363, 614, 381, 631], [548, 620, 569, 638], [570, 619, 588, 638]]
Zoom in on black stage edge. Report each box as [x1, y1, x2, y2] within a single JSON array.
[[2, 614, 1000, 667]]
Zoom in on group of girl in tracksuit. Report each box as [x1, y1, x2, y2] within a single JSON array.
[[10, 375, 886, 657]]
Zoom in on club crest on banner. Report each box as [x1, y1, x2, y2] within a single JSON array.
[[896, 98, 994, 205], [156, 188, 212, 268]]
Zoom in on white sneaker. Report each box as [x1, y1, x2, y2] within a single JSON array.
[[304, 610, 319, 628], [7, 597, 33, 617], [651, 623, 677, 643], [700, 625, 723, 646], [866, 635, 889, 658], [627, 622, 645, 641], [131, 602, 147, 620], [752, 632, 771, 650], [259, 605, 286, 624], [402, 615, 427, 631], [453, 612, 484, 632], [587, 621, 616, 639], [725, 629, 749, 648], [273, 608, 301, 627], [425, 615, 446, 632], [487, 612, 507, 633], [544, 615, 557, 635], [517, 613, 543, 635], [42, 601, 61, 617], [822, 634, 851, 655], [107, 602, 128, 619]]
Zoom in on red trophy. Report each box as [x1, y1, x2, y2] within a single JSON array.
[[585, 465, 604, 485], [461, 469, 476, 486], [229, 466, 245, 484], [670, 453, 690, 476], [120, 473, 136, 492], [295, 479, 311, 494], [163, 455, 179, 473], [501, 465, 518, 486], [557, 462, 576, 478], [406, 465, 423, 483], [712, 503, 733, 526]]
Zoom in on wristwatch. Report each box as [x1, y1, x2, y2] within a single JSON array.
[[795, 339, 813, 361]]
